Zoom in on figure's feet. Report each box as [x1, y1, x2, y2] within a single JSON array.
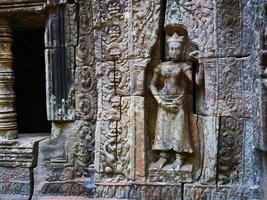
[[149, 157, 168, 170], [172, 157, 184, 171]]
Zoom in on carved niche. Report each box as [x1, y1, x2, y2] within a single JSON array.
[[147, 28, 203, 183]]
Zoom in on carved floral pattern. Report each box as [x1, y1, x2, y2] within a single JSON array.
[[73, 122, 95, 177], [217, 0, 241, 56], [165, 0, 215, 56], [218, 117, 244, 184], [73, 0, 97, 178]]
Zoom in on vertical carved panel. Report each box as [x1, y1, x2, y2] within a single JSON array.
[[130, 0, 161, 59], [217, 0, 242, 56], [218, 117, 244, 185], [93, 0, 162, 183], [196, 59, 218, 115], [74, 0, 97, 176], [94, 0, 129, 61], [218, 59, 243, 117], [95, 61, 119, 180], [45, 4, 77, 121]]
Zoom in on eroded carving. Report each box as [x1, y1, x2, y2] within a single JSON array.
[[149, 31, 203, 181]]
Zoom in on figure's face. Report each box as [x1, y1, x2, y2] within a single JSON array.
[[168, 41, 182, 61]]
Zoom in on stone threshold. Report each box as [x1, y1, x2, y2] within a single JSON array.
[[0, 195, 121, 200], [38, 197, 120, 200]]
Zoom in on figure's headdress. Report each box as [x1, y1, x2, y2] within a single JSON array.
[[167, 33, 185, 45]]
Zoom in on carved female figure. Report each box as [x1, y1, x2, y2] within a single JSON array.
[[150, 33, 203, 171]]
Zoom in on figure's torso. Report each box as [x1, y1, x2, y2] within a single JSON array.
[[158, 61, 191, 97]]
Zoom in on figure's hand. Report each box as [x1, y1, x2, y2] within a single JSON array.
[[196, 63, 204, 85], [189, 50, 200, 59], [157, 98, 163, 106], [263, 79, 267, 88], [162, 102, 179, 113]]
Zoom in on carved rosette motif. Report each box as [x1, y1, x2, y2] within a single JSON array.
[[74, 0, 97, 177], [218, 117, 244, 184], [93, 0, 128, 61]]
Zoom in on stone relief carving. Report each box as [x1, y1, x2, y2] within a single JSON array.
[[0, 0, 264, 199], [218, 117, 244, 185], [217, 0, 241, 56], [94, 0, 161, 183], [165, 0, 215, 57], [74, 0, 97, 177], [73, 121, 95, 177], [148, 30, 203, 182]]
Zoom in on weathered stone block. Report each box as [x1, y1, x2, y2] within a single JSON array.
[[217, 58, 243, 117], [184, 185, 260, 200], [196, 59, 218, 116], [94, 183, 182, 200], [45, 47, 75, 121], [93, 0, 129, 61], [45, 4, 78, 48], [198, 116, 219, 184], [218, 117, 244, 185], [114, 58, 151, 97], [129, 0, 161, 59], [216, 0, 242, 57]]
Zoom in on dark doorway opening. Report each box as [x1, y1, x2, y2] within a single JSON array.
[[12, 28, 51, 133]]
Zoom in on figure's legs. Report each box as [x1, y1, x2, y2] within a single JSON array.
[[149, 151, 169, 170], [172, 153, 185, 171]]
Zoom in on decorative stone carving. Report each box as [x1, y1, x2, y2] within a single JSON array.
[[93, 0, 129, 61], [218, 117, 244, 185], [217, 59, 243, 117], [148, 31, 203, 181], [165, 0, 215, 57], [73, 0, 97, 177], [73, 121, 94, 177], [217, 0, 242, 56], [0, 0, 264, 199], [130, 0, 161, 59], [0, 19, 18, 139], [183, 185, 259, 200]]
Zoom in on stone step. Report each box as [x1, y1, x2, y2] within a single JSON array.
[[0, 195, 29, 200], [0, 160, 32, 167], [0, 153, 33, 158], [0, 195, 121, 200], [0, 140, 17, 146], [37, 197, 120, 200], [0, 147, 33, 155]]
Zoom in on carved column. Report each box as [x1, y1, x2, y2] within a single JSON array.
[[0, 19, 17, 139]]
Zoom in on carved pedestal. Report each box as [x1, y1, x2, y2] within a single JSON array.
[[0, 19, 17, 139]]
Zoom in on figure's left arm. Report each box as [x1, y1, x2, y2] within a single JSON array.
[[184, 62, 204, 85], [184, 62, 193, 82], [195, 63, 204, 85]]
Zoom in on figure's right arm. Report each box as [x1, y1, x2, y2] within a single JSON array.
[[150, 66, 162, 105]]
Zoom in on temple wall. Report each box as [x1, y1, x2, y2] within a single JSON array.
[[0, 0, 265, 199]]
